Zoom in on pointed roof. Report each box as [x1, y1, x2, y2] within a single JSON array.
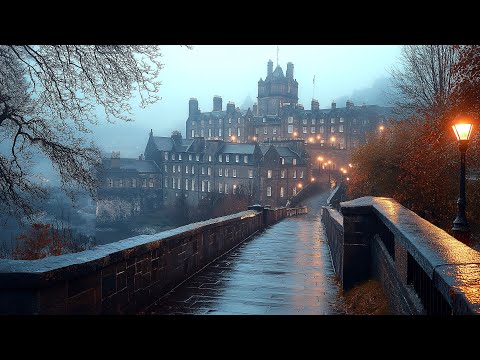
[[272, 65, 285, 79]]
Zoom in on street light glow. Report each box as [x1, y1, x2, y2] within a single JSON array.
[[231, 135, 236, 142], [318, 156, 323, 162], [293, 131, 298, 137], [348, 163, 353, 168], [311, 177, 315, 182], [328, 160, 332, 164], [309, 137, 314, 143], [452, 122, 473, 141], [379, 125, 385, 131], [297, 183, 303, 188], [330, 136, 336, 142]]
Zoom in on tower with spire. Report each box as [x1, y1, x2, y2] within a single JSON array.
[[257, 58, 298, 116]]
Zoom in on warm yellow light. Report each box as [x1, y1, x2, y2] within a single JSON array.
[[316, 135, 321, 140], [297, 183, 303, 188], [231, 135, 236, 142], [346, 177, 350, 181], [318, 156, 323, 162], [340, 167, 344, 172], [293, 131, 298, 137], [348, 163, 353, 168], [328, 160, 332, 164], [452, 122, 473, 141], [311, 177, 315, 182], [253, 136, 257, 141], [330, 136, 336, 142], [379, 125, 385, 131], [343, 169, 347, 174], [309, 137, 314, 143]]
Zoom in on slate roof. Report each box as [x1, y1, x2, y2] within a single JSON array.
[[258, 144, 272, 156], [152, 136, 174, 152], [101, 158, 160, 173], [219, 144, 257, 155]]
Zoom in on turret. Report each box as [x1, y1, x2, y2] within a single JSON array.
[[286, 62, 294, 79], [311, 99, 319, 111], [189, 98, 199, 116]]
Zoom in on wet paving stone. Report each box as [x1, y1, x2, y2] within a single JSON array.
[[145, 191, 345, 315]]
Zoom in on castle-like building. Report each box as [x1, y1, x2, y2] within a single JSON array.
[[97, 59, 392, 221]]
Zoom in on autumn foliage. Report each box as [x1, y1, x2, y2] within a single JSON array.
[[13, 223, 71, 260], [348, 45, 480, 234]]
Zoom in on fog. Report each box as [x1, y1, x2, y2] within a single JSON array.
[[93, 45, 402, 158]]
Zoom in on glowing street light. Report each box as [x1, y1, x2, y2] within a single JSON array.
[[293, 131, 298, 137], [316, 135, 321, 140], [317, 156, 323, 172], [348, 163, 353, 168], [379, 125, 385, 131], [309, 137, 314, 143], [346, 177, 350, 181], [311, 177, 315, 182], [451, 117, 474, 243], [231, 135, 236, 142], [297, 183, 303, 189]]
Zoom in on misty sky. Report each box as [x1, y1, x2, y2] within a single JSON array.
[[96, 45, 402, 157]]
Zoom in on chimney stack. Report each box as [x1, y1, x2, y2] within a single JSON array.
[[331, 101, 336, 109], [111, 151, 120, 168], [213, 95, 222, 111], [311, 99, 319, 111], [286, 62, 294, 79], [189, 98, 199, 117], [226, 101, 235, 113]]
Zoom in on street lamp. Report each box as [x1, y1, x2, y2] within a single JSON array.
[[317, 156, 323, 173], [451, 118, 474, 243], [327, 160, 332, 187], [231, 135, 236, 142]]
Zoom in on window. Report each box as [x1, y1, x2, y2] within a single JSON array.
[[191, 129, 195, 137], [228, 128, 232, 136], [208, 155, 212, 162], [331, 126, 335, 133], [263, 117, 266, 123], [219, 118, 222, 125], [196, 154, 200, 161], [228, 118, 232, 124], [320, 118, 324, 124], [186, 166, 189, 174], [233, 184, 237, 194], [244, 155, 248, 164], [192, 178, 195, 191], [273, 127, 277, 134], [288, 116, 293, 124], [164, 152, 168, 160], [281, 157, 285, 165], [177, 165, 181, 172], [219, 128, 222, 137], [107, 179, 113, 187], [237, 128, 241, 137], [353, 118, 357, 124], [189, 154, 192, 161], [219, 168, 223, 177], [224, 183, 228, 194], [173, 165, 176, 173], [293, 187, 297, 196], [177, 178, 181, 189], [208, 180, 211, 192], [235, 155, 239, 163], [255, 128, 258, 135], [340, 117, 344, 123], [172, 153, 175, 160], [311, 127, 315, 133], [118, 179, 123, 188], [200, 129, 204, 137], [303, 119, 307, 125], [164, 178, 168, 188], [191, 165, 195, 174], [303, 127, 307, 134], [226, 155, 230, 162], [164, 165, 167, 172], [288, 125, 293, 133], [209, 119, 212, 125], [300, 171, 304, 179], [202, 180, 206, 192], [225, 168, 229, 177], [267, 186, 272, 197], [248, 170, 253, 178], [178, 154, 182, 161], [339, 124, 344, 132], [201, 167, 205, 175], [312, 119, 316, 125], [218, 155, 222, 162], [331, 118, 335, 123], [319, 126, 324, 133], [281, 170, 285, 178], [293, 170, 297, 179], [280, 187, 284, 198], [293, 159, 297, 166], [173, 177, 176, 188], [219, 182, 223, 193], [208, 128, 212, 137], [207, 167, 211, 175], [185, 178, 189, 191], [267, 170, 272, 179], [233, 169, 237, 178], [132, 178, 137, 187], [264, 128, 268, 135]]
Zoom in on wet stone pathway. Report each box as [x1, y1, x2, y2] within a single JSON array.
[[145, 191, 344, 315]]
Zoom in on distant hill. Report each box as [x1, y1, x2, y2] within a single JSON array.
[[336, 77, 398, 107]]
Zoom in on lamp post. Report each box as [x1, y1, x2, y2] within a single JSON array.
[[327, 160, 332, 188], [451, 119, 473, 243]]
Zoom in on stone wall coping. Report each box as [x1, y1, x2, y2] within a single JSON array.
[[0, 210, 259, 288], [341, 196, 480, 314]]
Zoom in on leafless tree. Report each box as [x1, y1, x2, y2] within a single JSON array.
[[390, 45, 459, 118], [0, 45, 163, 221]]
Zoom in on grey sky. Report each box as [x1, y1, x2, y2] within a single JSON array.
[[96, 45, 402, 157]]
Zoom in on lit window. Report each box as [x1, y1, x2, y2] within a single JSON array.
[[177, 165, 180, 172], [208, 167, 211, 175], [312, 119, 316, 125], [201, 167, 205, 175], [280, 187, 284, 198], [191, 165, 195, 174], [267, 170, 272, 178], [340, 117, 344, 123], [293, 170, 297, 179], [192, 178, 195, 191], [191, 129, 195, 137], [233, 169, 237, 177], [228, 128, 232, 136], [196, 155, 200, 161], [339, 124, 344, 132], [235, 155, 239, 163], [173, 165, 176, 173], [208, 155, 212, 162], [281, 157, 285, 165], [263, 117, 266, 123], [178, 154, 182, 161], [219, 168, 223, 177], [311, 127, 315, 133], [237, 128, 241, 137], [164, 152, 168, 160], [172, 153, 175, 160], [288, 116, 293, 124], [267, 186, 272, 197], [273, 127, 277, 134], [238, 117, 241, 123], [244, 155, 248, 164], [331, 118, 335, 123], [303, 119, 307, 125], [228, 118, 232, 124], [303, 127, 307, 134], [185, 178, 189, 191], [319, 126, 324, 133], [164, 178, 168, 188], [264, 128, 268, 135], [218, 155, 222, 162], [219, 183, 223, 193], [208, 180, 211, 192], [186, 166, 189, 174], [208, 128, 212, 137], [225, 169, 229, 177], [281, 170, 285, 178], [320, 118, 324, 124], [300, 171, 304, 179], [248, 170, 253, 178], [202, 180, 206, 192], [293, 159, 297, 166], [189, 154, 192, 161], [224, 183, 228, 194], [177, 178, 181, 189], [226, 155, 230, 162], [288, 125, 293, 133], [219, 128, 222, 137]]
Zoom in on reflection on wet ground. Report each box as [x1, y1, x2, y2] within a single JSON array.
[[146, 191, 344, 315]]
